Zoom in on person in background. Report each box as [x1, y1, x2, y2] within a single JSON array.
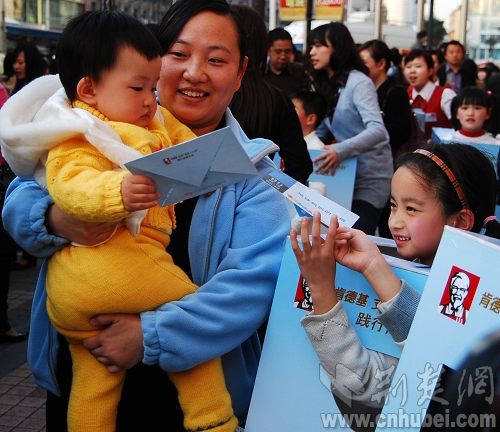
[[10, 43, 45, 96], [291, 90, 328, 151], [229, 5, 312, 185], [410, 30, 427, 51], [9, 43, 46, 271], [437, 40, 476, 94], [388, 47, 406, 86], [0, 156, 28, 343], [2, 0, 290, 430], [2, 52, 16, 95], [265, 27, 310, 96], [449, 86, 500, 142], [477, 66, 491, 88], [405, 49, 456, 140], [307, 22, 393, 235], [429, 48, 447, 86], [358, 39, 415, 238], [0, 53, 18, 342]]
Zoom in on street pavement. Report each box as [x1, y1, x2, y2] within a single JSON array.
[[0, 260, 46, 431]]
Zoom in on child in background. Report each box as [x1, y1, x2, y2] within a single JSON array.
[[290, 142, 500, 409], [450, 86, 500, 143], [0, 10, 236, 432], [291, 91, 328, 150], [290, 91, 328, 232], [404, 49, 456, 140]]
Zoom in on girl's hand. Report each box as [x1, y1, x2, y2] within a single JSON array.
[[334, 227, 382, 275], [290, 213, 339, 315], [121, 174, 160, 212], [335, 227, 402, 303], [313, 147, 340, 175], [82, 314, 144, 373]]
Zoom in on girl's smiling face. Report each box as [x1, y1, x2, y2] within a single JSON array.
[[388, 166, 457, 265]]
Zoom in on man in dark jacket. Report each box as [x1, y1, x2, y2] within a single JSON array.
[[437, 40, 476, 93]]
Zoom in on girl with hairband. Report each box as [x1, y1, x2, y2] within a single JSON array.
[[290, 142, 500, 413]]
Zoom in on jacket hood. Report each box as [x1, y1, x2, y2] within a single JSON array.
[[0, 74, 142, 180]]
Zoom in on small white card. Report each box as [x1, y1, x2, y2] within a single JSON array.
[[262, 169, 359, 228]]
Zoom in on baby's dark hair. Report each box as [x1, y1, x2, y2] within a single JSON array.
[[451, 86, 500, 136], [57, 10, 162, 101], [291, 91, 327, 129], [396, 142, 500, 239]]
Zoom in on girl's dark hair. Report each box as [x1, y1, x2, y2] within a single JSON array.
[[154, 0, 247, 65], [404, 49, 434, 70], [228, 4, 278, 138], [57, 10, 162, 101], [396, 142, 500, 239], [358, 39, 392, 72], [10, 43, 45, 95], [451, 86, 500, 136]]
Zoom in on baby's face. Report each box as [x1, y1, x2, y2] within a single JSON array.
[[91, 46, 161, 127]]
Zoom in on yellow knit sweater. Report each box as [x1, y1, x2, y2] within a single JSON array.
[[45, 102, 237, 432]]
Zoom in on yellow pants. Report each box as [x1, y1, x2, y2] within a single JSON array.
[[46, 225, 237, 432]]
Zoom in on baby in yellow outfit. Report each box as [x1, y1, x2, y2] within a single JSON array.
[[28, 10, 236, 432]]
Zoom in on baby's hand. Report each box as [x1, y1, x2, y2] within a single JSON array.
[[121, 174, 160, 212]]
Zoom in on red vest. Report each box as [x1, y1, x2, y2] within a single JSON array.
[[408, 85, 453, 140]]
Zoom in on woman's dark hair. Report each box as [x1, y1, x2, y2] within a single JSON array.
[[154, 0, 247, 65], [56, 10, 162, 101], [3, 52, 14, 79], [396, 142, 500, 238], [306, 22, 367, 113], [429, 48, 445, 68], [451, 86, 500, 136], [228, 4, 278, 138], [358, 39, 392, 72], [10, 43, 45, 95], [404, 49, 434, 70], [390, 48, 402, 67], [307, 22, 367, 81]]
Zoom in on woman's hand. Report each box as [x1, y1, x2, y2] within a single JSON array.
[[335, 227, 402, 302], [47, 204, 119, 246], [290, 213, 339, 315], [314, 146, 340, 175], [82, 314, 144, 373]]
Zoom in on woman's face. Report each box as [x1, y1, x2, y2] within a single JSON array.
[[13, 51, 26, 80], [359, 49, 385, 85], [309, 38, 334, 77], [157, 11, 247, 136]]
